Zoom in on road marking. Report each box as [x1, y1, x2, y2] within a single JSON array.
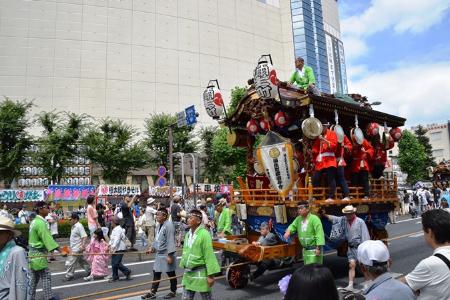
[[393, 217, 421, 224], [36, 273, 151, 292], [409, 232, 424, 238], [416, 221, 422, 224]]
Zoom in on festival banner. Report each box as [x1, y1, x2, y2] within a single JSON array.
[[98, 184, 141, 196], [0, 189, 46, 202], [256, 131, 296, 198], [188, 184, 232, 195], [147, 186, 182, 197], [47, 185, 96, 201]]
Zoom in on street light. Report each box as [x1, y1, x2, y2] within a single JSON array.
[[172, 152, 197, 202]]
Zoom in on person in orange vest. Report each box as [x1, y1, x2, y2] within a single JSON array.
[[335, 133, 353, 200], [350, 139, 374, 199], [312, 119, 338, 201], [371, 136, 393, 179]]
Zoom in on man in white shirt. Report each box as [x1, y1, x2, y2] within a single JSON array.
[[143, 198, 157, 246], [108, 217, 131, 282], [401, 209, 450, 299], [65, 213, 91, 281], [18, 206, 28, 224]]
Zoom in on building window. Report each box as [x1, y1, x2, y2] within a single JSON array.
[[429, 131, 442, 141], [433, 149, 444, 157]]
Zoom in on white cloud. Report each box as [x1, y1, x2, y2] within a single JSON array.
[[347, 62, 450, 127], [342, 0, 450, 61]]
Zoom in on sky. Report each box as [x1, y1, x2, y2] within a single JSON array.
[[338, 0, 450, 127]]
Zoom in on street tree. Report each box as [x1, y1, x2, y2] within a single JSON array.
[[34, 112, 86, 184], [82, 119, 149, 184], [414, 125, 436, 169], [199, 126, 222, 182], [0, 98, 34, 187], [144, 113, 197, 169], [228, 86, 247, 115], [398, 130, 427, 184]]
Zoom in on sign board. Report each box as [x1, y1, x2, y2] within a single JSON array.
[[185, 105, 197, 126], [98, 185, 141, 196], [48, 185, 96, 201], [157, 177, 167, 187], [176, 111, 187, 127], [188, 184, 232, 194], [0, 189, 46, 202], [157, 166, 167, 177]]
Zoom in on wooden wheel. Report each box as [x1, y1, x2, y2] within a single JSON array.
[[226, 261, 250, 289]]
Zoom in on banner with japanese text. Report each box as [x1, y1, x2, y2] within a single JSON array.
[[0, 189, 46, 202], [98, 185, 141, 196], [47, 185, 96, 201]]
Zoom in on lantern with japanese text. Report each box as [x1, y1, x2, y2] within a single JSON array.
[[259, 117, 270, 132], [274, 111, 289, 127], [246, 119, 259, 135], [366, 122, 380, 137], [389, 127, 402, 142], [203, 80, 225, 119], [253, 54, 279, 100], [256, 131, 296, 198]]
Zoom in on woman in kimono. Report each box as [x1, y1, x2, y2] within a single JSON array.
[[180, 209, 220, 300], [84, 228, 109, 281], [142, 208, 177, 300]]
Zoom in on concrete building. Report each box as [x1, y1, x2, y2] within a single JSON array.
[[0, 0, 295, 131], [289, 0, 347, 94], [411, 122, 450, 163]]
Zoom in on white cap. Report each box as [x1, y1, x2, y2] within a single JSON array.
[[147, 197, 155, 205], [357, 240, 390, 266]]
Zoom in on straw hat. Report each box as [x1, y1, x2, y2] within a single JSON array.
[[206, 197, 213, 203], [196, 199, 204, 206], [217, 198, 227, 207], [342, 205, 357, 214], [147, 197, 156, 205], [0, 216, 21, 237]]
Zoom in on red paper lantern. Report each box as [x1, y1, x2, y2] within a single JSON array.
[[246, 119, 259, 135], [259, 118, 270, 132], [366, 122, 379, 137], [389, 127, 402, 141], [274, 111, 289, 127]]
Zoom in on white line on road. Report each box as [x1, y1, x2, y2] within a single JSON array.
[[392, 217, 421, 224], [409, 232, 424, 238]]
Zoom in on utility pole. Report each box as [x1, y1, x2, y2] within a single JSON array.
[[168, 124, 174, 198]]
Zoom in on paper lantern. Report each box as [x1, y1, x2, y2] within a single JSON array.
[[253, 55, 279, 99], [259, 118, 270, 132], [274, 111, 289, 127], [366, 122, 380, 137], [203, 84, 224, 119], [246, 119, 259, 135], [390, 127, 402, 141]]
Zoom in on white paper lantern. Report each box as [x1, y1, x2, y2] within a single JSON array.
[[253, 54, 279, 100], [203, 83, 224, 119]]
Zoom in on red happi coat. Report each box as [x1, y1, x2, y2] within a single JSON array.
[[312, 129, 338, 171], [351, 139, 374, 173], [335, 135, 353, 167], [373, 143, 388, 166]]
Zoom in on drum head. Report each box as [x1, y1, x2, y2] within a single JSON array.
[[332, 125, 345, 143], [302, 117, 323, 139], [351, 128, 364, 145]]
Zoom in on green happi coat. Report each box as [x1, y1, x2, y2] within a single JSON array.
[[28, 215, 59, 271], [287, 213, 325, 265], [217, 207, 231, 235], [179, 226, 220, 292]]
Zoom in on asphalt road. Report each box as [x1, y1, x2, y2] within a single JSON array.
[[39, 216, 428, 300]]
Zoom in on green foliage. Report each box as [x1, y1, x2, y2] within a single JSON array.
[[414, 125, 436, 169], [199, 126, 222, 182], [82, 119, 149, 183], [144, 113, 197, 168], [227, 86, 247, 115], [398, 130, 427, 184], [34, 112, 86, 183], [0, 98, 34, 187]]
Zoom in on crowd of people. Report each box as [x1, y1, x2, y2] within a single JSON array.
[[0, 190, 449, 300]]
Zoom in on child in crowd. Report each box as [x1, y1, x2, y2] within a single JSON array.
[[84, 228, 110, 281]]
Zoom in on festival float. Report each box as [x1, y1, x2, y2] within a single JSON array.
[[202, 55, 406, 289]]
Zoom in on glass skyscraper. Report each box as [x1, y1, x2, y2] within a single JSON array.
[[290, 0, 347, 94]]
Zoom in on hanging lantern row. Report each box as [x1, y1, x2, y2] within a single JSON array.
[[246, 111, 290, 135]]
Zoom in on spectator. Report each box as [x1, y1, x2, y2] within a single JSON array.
[[205, 197, 215, 221], [121, 196, 136, 250], [108, 216, 131, 282], [142, 198, 157, 247], [87, 195, 99, 236], [65, 213, 90, 281], [0, 216, 32, 299], [78, 205, 86, 219], [84, 228, 109, 281], [170, 196, 183, 247], [321, 205, 370, 291], [96, 203, 109, 240], [216, 198, 231, 238], [45, 206, 59, 262], [401, 209, 450, 299], [440, 200, 450, 213], [0, 205, 11, 220], [357, 240, 415, 300], [18, 206, 28, 224], [284, 264, 339, 300]]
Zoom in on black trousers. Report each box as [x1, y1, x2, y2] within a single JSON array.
[[336, 166, 350, 197], [372, 163, 385, 179], [351, 171, 370, 197], [151, 270, 177, 293], [312, 167, 337, 199], [252, 259, 276, 279]]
